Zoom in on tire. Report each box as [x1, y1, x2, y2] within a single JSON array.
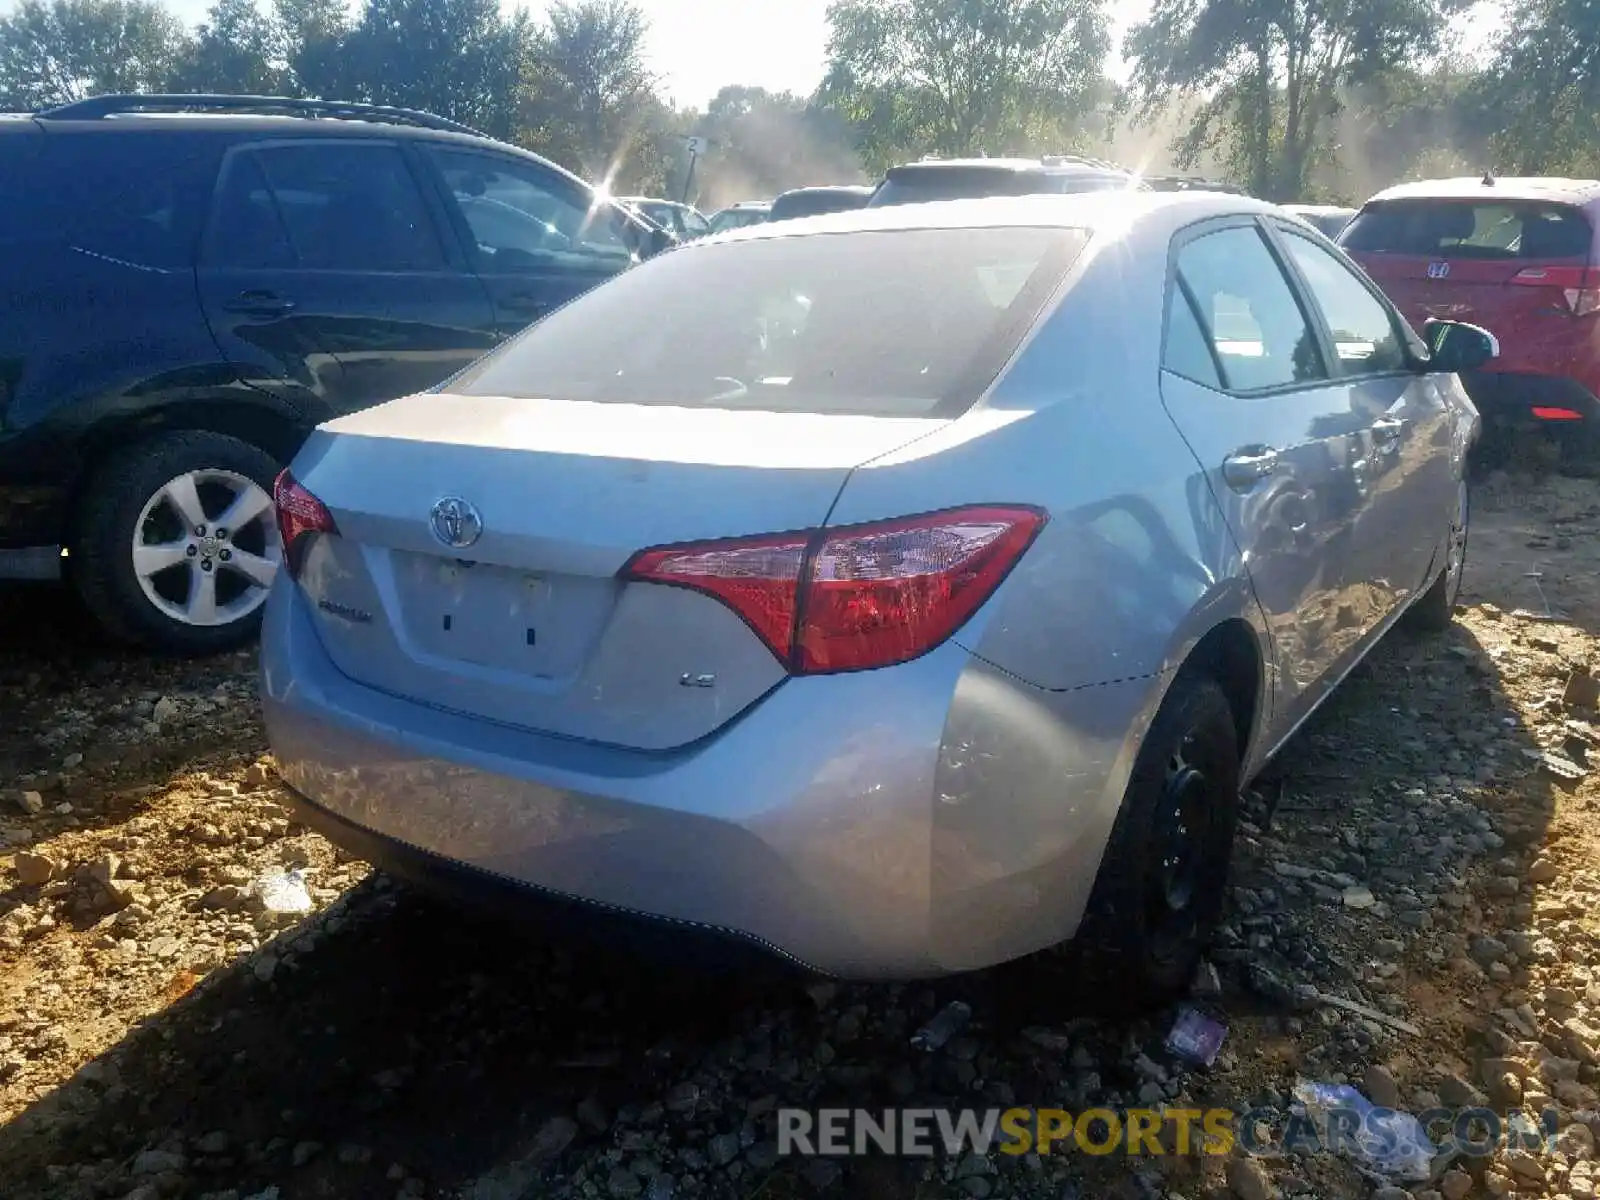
[[1069, 673, 1241, 1005], [1403, 477, 1469, 634], [70, 430, 284, 656]]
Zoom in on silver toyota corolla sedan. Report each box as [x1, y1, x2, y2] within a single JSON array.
[[262, 191, 1489, 994]]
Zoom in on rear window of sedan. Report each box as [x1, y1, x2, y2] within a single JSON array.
[[449, 226, 1091, 418], [1340, 199, 1594, 260], [870, 167, 1134, 207]]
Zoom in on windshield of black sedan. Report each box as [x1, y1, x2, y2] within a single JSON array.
[[449, 225, 1090, 417]]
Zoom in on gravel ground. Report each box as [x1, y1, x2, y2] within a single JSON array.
[[1, 467, 1599, 1200]]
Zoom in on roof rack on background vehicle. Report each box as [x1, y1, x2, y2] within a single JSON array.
[[33, 93, 487, 138]]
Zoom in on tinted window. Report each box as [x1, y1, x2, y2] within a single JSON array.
[[206, 152, 295, 269], [870, 168, 1131, 207], [208, 143, 443, 271], [1163, 288, 1223, 389], [1176, 226, 1325, 391], [50, 132, 221, 269], [1340, 200, 1593, 260], [449, 226, 1090, 417], [769, 190, 871, 221], [1280, 232, 1407, 376], [681, 209, 711, 237], [428, 147, 633, 272]]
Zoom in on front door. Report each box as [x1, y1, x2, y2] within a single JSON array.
[[1271, 223, 1455, 625], [1157, 219, 1366, 740], [417, 145, 642, 339], [196, 139, 499, 418]]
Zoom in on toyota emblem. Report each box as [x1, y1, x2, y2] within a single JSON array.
[[429, 496, 483, 549], [1427, 261, 1451, 279]]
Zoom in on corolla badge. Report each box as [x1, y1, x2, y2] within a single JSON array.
[[429, 496, 483, 549], [1427, 261, 1451, 279]]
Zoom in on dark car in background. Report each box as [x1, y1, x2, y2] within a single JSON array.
[[1283, 203, 1357, 239], [707, 200, 771, 234], [767, 185, 873, 222], [868, 156, 1141, 207], [0, 93, 669, 656], [1339, 176, 1600, 467]]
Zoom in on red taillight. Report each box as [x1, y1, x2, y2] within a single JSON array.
[[1532, 406, 1584, 421], [622, 506, 1046, 674], [272, 468, 337, 578], [1510, 264, 1600, 315]]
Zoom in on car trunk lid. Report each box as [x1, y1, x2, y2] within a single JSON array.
[[288, 391, 944, 751]]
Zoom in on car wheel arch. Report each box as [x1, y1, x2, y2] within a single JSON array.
[[68, 396, 309, 525]]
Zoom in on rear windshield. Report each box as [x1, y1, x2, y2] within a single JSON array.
[[871, 167, 1131, 207], [450, 225, 1090, 417], [1340, 199, 1594, 260], [769, 191, 869, 221]]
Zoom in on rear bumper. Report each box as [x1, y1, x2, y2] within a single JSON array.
[[261, 581, 1154, 979], [0, 428, 77, 550], [1461, 370, 1600, 436]]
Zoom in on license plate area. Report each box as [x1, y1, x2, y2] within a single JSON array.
[[392, 552, 606, 679]]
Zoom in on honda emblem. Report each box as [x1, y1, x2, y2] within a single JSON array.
[[1427, 261, 1451, 279]]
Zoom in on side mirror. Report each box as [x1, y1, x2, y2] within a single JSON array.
[[1422, 318, 1499, 373]]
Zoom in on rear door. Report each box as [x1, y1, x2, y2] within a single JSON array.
[[1338, 197, 1596, 378], [1157, 219, 1363, 738], [418, 144, 642, 338], [196, 139, 499, 416], [1270, 220, 1452, 624]]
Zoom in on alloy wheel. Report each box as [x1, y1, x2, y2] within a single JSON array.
[[131, 469, 280, 627]]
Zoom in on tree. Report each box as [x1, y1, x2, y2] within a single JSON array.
[[523, 0, 662, 187], [172, 0, 285, 95], [688, 85, 864, 207], [0, 0, 190, 109], [1478, 0, 1600, 175], [272, 0, 350, 98], [815, 0, 1112, 171], [339, 0, 529, 136], [1123, 0, 1462, 200]]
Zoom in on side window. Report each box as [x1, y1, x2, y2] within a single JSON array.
[[425, 147, 634, 272], [52, 133, 221, 269], [1162, 286, 1223, 389], [219, 142, 444, 272], [1176, 225, 1326, 392], [1279, 231, 1408, 376], [206, 152, 295, 269], [682, 209, 711, 238]]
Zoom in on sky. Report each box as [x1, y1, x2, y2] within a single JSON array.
[[134, 0, 1156, 108]]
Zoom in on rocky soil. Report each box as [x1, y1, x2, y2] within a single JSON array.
[[0, 467, 1598, 1200]]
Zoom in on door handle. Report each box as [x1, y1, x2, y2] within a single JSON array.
[[1221, 446, 1283, 492], [1372, 416, 1406, 444], [221, 290, 295, 316]]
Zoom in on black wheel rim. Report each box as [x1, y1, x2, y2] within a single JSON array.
[[1146, 744, 1214, 962]]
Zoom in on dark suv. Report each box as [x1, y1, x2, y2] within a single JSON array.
[[0, 94, 669, 655]]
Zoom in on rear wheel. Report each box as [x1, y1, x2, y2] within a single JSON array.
[[71, 430, 283, 656], [1404, 478, 1468, 634], [1070, 674, 1241, 1004]]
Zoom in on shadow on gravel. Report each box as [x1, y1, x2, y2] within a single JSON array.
[[0, 558, 1583, 1200], [0, 581, 262, 841]]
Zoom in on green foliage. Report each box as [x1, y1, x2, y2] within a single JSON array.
[[0, 0, 190, 108], [171, 0, 285, 96], [816, 0, 1112, 171], [1125, 0, 1462, 199]]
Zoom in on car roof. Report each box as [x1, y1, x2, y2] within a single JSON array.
[[887, 156, 1130, 177], [774, 184, 872, 199], [1364, 177, 1600, 206], [704, 189, 1281, 245]]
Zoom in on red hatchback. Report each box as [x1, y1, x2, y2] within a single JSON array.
[[1339, 176, 1600, 465]]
